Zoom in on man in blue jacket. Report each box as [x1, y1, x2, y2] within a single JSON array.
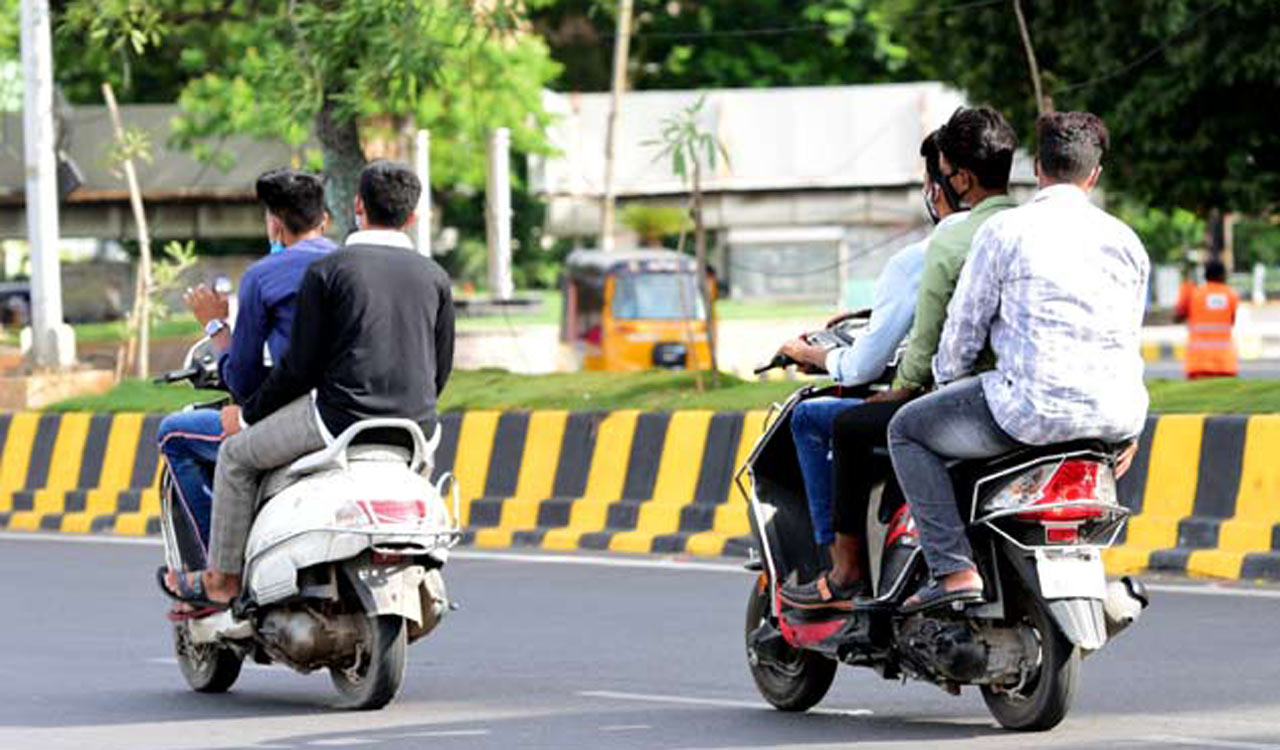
[[157, 169, 335, 568]]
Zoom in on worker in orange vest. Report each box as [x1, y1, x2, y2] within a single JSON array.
[[1175, 258, 1238, 378]]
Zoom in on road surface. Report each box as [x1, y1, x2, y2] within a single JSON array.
[[1, 535, 1278, 750]]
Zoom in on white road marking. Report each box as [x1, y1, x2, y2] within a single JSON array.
[[600, 725, 652, 731], [387, 729, 490, 738], [580, 690, 873, 717], [307, 740, 379, 747], [4, 531, 1280, 600], [1144, 736, 1280, 750]]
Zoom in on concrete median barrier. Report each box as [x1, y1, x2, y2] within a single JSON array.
[[2, 409, 1279, 582]]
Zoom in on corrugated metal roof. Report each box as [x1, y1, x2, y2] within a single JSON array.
[[0, 104, 303, 202], [532, 83, 1035, 198]]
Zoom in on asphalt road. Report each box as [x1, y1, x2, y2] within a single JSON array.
[[1, 536, 1279, 750]]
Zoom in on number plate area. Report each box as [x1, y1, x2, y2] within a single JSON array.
[[1035, 547, 1106, 600]]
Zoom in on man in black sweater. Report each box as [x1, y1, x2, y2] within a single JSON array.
[[161, 161, 454, 607]]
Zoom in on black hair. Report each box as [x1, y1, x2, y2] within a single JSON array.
[[1036, 111, 1110, 183], [920, 129, 962, 211], [358, 160, 422, 228], [1204, 258, 1227, 283], [936, 106, 1018, 191], [255, 169, 326, 235]]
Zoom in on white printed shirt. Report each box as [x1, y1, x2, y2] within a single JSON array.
[[933, 184, 1150, 445]]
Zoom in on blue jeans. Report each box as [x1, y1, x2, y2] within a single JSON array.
[[791, 397, 862, 546], [888, 377, 1021, 577], [157, 409, 224, 561]]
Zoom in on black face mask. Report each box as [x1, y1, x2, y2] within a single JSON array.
[[923, 172, 965, 225]]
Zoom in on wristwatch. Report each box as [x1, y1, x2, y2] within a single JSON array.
[[204, 318, 229, 337]]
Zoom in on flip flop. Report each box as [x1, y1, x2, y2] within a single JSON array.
[[155, 566, 227, 611], [899, 577, 984, 615], [166, 604, 222, 622], [780, 573, 867, 612]]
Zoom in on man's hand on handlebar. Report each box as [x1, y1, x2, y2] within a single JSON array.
[[778, 337, 827, 374]]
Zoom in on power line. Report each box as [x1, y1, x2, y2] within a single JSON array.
[[592, 0, 1005, 42], [1055, 1, 1227, 94]]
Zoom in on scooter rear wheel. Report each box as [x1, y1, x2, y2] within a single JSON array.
[[745, 575, 837, 712], [979, 595, 1080, 731], [330, 615, 407, 710], [173, 623, 243, 693]]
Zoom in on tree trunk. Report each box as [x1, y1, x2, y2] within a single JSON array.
[[315, 94, 366, 238], [692, 162, 719, 387]]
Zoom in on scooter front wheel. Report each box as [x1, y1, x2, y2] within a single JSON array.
[[331, 615, 407, 710], [745, 574, 837, 712], [173, 623, 243, 693]]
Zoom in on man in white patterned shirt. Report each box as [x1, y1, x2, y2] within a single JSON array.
[[886, 111, 1149, 613]]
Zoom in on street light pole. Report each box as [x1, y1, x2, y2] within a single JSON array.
[[20, 0, 74, 368], [415, 128, 432, 257], [599, 0, 633, 252]]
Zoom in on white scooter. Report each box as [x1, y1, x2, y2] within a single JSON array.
[[157, 339, 461, 709]]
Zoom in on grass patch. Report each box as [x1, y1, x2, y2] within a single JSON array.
[[1144, 378, 1280, 414], [40, 371, 1280, 414]]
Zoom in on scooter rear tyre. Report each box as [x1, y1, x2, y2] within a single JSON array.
[[745, 577, 837, 712], [979, 596, 1080, 731], [330, 615, 407, 711]]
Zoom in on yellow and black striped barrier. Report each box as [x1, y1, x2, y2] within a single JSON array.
[[1, 410, 1279, 581]]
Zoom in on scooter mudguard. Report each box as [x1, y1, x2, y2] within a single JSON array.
[[342, 563, 427, 626], [999, 540, 1108, 651]]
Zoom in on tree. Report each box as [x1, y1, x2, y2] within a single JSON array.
[[893, 0, 1280, 217], [532, 0, 921, 92], [648, 94, 726, 385], [61, 0, 560, 236]]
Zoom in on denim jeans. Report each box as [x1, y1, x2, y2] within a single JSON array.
[[791, 397, 862, 546], [887, 377, 1021, 577], [157, 409, 224, 561]]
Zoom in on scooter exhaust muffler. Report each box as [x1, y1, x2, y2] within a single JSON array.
[[1103, 576, 1149, 641]]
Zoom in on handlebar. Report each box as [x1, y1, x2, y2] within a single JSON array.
[[154, 366, 200, 385], [753, 353, 794, 375]]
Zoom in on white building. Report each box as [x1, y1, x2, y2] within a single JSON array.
[[531, 83, 1036, 305]]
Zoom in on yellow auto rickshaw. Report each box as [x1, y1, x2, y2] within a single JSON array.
[[560, 248, 714, 371]]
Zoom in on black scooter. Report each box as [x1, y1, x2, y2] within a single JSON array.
[[741, 319, 1149, 731]]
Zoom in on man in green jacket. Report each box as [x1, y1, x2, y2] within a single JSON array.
[[782, 106, 1019, 612]]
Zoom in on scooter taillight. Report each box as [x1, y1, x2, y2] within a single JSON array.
[[1014, 461, 1108, 522], [981, 459, 1117, 522], [334, 499, 428, 528]]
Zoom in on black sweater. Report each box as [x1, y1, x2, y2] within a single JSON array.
[[241, 242, 455, 437]]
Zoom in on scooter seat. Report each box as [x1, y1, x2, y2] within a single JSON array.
[[259, 444, 415, 500]]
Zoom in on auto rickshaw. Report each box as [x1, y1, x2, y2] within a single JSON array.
[[560, 248, 714, 371]]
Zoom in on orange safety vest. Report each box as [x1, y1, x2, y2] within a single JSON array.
[[1181, 282, 1239, 376]]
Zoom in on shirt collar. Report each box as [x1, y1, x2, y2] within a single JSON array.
[[937, 210, 969, 229], [1033, 183, 1089, 203], [970, 194, 1019, 215], [286, 236, 336, 253], [345, 229, 415, 250]]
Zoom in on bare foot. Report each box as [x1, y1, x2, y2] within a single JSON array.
[[940, 567, 983, 592]]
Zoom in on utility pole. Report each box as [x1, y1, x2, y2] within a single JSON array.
[[486, 127, 513, 301], [1012, 0, 1049, 115], [20, 0, 74, 368], [415, 128, 432, 257], [599, 0, 633, 252]]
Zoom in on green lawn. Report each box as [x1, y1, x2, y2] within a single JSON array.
[[38, 370, 1280, 414]]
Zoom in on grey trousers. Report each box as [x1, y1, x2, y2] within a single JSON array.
[[208, 396, 327, 573], [887, 377, 1021, 578]]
